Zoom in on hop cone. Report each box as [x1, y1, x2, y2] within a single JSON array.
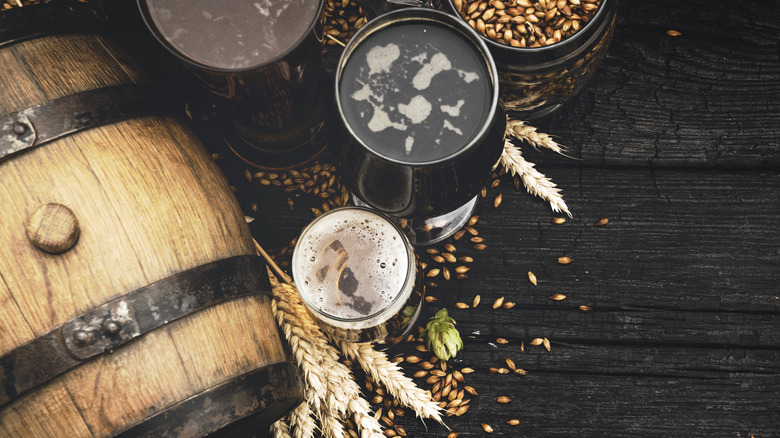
[[422, 308, 463, 361]]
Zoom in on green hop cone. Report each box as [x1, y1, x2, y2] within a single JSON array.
[[421, 308, 463, 362]]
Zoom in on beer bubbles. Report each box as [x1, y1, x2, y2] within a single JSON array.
[[292, 207, 424, 343]]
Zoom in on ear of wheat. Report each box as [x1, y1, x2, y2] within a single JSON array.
[[268, 268, 389, 438], [497, 118, 573, 217], [339, 341, 445, 425]]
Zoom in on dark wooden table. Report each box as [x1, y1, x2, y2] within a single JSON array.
[[110, 0, 779, 436]]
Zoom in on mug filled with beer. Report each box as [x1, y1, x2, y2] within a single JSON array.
[[292, 207, 425, 344], [138, 0, 332, 169], [334, 7, 506, 246]]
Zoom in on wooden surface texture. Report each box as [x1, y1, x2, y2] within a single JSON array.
[[95, 0, 780, 436]]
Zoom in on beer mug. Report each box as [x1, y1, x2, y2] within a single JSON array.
[[334, 8, 505, 246], [292, 207, 424, 344], [139, 0, 332, 169]]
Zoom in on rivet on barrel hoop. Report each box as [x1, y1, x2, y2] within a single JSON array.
[[25, 203, 80, 254], [12, 121, 27, 136], [73, 329, 93, 346], [103, 320, 121, 335]]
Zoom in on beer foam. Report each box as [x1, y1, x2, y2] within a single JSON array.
[[338, 22, 491, 163], [145, 0, 319, 70], [293, 208, 411, 321]]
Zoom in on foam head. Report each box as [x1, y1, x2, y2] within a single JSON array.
[[143, 0, 320, 70], [338, 19, 492, 164], [292, 207, 412, 321]]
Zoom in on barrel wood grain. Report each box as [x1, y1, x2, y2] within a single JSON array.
[[0, 26, 291, 438]]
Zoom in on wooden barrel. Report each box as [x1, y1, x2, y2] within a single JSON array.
[[0, 2, 301, 437]]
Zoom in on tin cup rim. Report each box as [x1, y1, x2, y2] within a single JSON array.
[[291, 206, 417, 325], [136, 0, 324, 73], [334, 7, 501, 167]]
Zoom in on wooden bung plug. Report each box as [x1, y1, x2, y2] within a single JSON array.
[[26, 203, 80, 254]]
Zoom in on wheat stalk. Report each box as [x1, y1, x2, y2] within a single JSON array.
[[497, 138, 572, 217], [268, 269, 384, 438], [288, 401, 317, 438], [270, 418, 293, 438], [259, 240, 436, 437], [506, 118, 567, 155], [318, 404, 345, 438], [350, 398, 385, 438], [339, 341, 445, 426], [271, 295, 327, 417]]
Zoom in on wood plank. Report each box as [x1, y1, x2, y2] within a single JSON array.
[[396, 371, 777, 437], [391, 165, 778, 436], [528, 0, 780, 169], [0, 383, 92, 437], [0, 274, 34, 356], [446, 167, 780, 312], [220, 161, 779, 436], [232, 166, 779, 313]]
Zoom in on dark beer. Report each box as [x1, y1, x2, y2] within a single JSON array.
[[339, 22, 492, 164], [142, 0, 320, 70], [292, 207, 424, 343], [140, 0, 330, 169], [335, 9, 505, 245]]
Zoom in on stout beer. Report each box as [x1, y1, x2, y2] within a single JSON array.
[[140, 0, 331, 169], [335, 9, 505, 245]]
